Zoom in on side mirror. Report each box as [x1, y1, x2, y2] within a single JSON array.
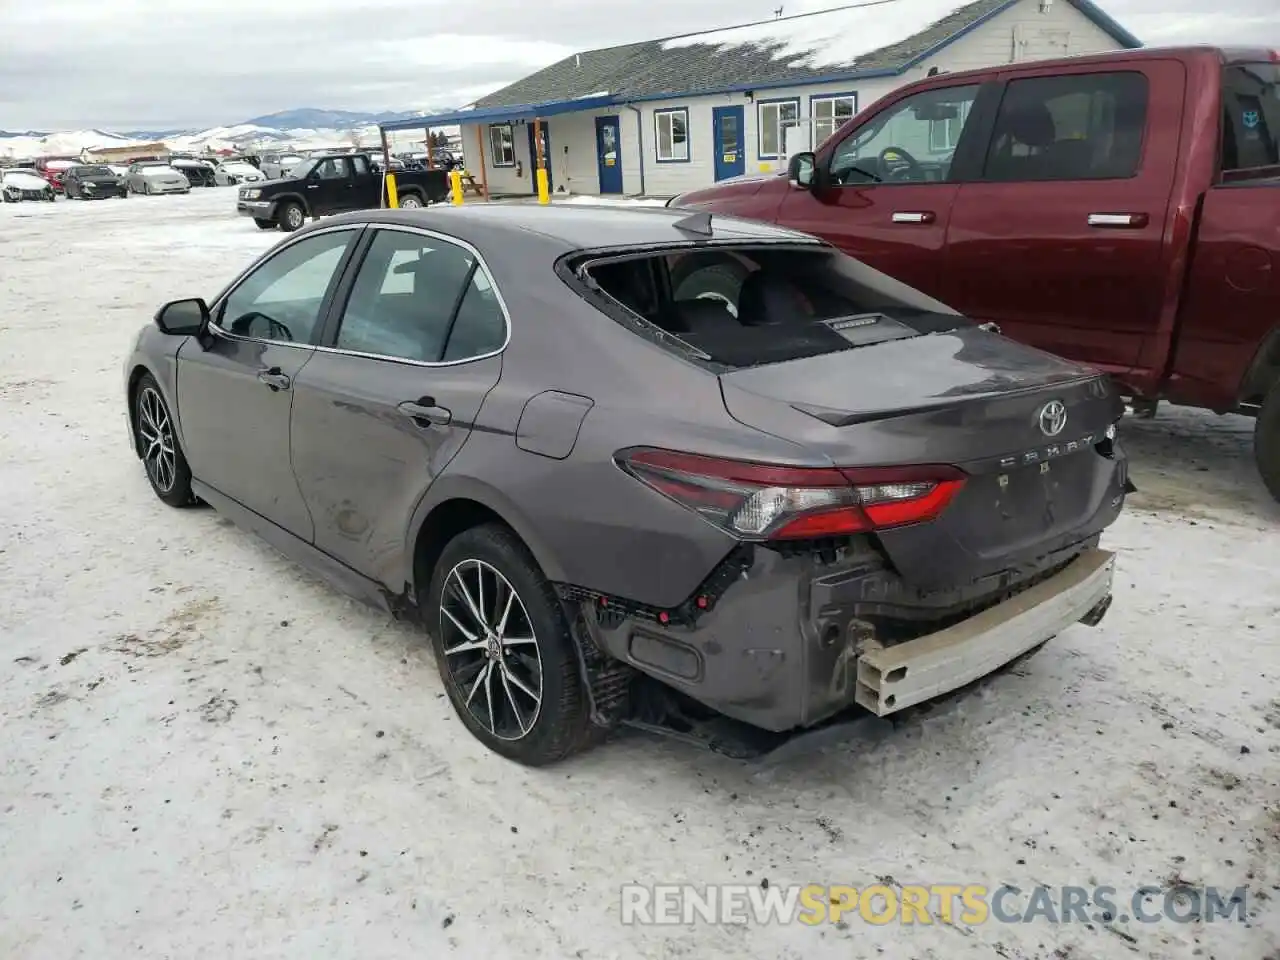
[[787, 151, 816, 189], [154, 298, 210, 337]]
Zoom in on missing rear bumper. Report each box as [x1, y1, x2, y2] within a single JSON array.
[[855, 548, 1115, 717]]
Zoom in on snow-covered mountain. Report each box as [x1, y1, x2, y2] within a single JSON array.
[[0, 108, 456, 160]]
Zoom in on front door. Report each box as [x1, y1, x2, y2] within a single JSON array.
[[291, 226, 506, 584], [776, 82, 984, 300], [305, 156, 352, 212], [942, 62, 1183, 373], [712, 106, 745, 181], [527, 123, 552, 194], [595, 116, 623, 194], [175, 228, 362, 540]]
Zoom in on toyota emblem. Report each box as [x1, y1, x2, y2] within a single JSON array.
[[1038, 400, 1068, 437]]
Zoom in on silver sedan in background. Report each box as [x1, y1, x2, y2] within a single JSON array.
[[123, 162, 191, 195]]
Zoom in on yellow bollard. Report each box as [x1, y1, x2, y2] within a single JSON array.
[[385, 172, 399, 209], [536, 167, 550, 205], [450, 169, 464, 205]]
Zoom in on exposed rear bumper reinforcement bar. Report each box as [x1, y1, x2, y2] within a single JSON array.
[[855, 548, 1115, 717]]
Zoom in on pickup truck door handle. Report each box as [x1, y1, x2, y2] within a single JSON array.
[[891, 211, 935, 224], [1087, 213, 1148, 228], [305, 184, 320, 190], [256, 367, 291, 391], [397, 397, 452, 426]]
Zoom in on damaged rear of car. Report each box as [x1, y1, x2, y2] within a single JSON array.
[[553, 221, 1128, 747]]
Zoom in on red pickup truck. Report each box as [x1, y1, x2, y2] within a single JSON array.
[[670, 47, 1280, 501]]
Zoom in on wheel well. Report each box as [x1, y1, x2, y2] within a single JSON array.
[[1239, 329, 1280, 407], [411, 498, 512, 603], [125, 364, 151, 457]]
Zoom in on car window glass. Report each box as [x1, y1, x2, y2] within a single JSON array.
[[218, 230, 353, 343], [1221, 62, 1280, 174], [830, 85, 978, 185], [442, 268, 506, 362], [983, 71, 1148, 182], [335, 230, 479, 363], [317, 158, 347, 180], [351, 156, 371, 176]]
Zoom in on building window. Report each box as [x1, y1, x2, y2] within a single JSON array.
[[488, 124, 515, 167], [811, 94, 857, 147], [758, 98, 800, 159], [655, 108, 690, 162]]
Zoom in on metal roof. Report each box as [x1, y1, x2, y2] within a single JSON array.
[[379, 95, 615, 132]]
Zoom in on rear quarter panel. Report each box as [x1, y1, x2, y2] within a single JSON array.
[[1167, 179, 1280, 410]]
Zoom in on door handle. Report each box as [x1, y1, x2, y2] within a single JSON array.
[[257, 367, 291, 391], [306, 184, 319, 190], [891, 211, 935, 224], [1087, 213, 1148, 228], [397, 397, 452, 426]]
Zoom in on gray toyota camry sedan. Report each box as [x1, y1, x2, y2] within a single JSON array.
[[123, 203, 1129, 765]]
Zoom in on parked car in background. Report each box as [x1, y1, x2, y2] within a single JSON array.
[[1, 168, 56, 202], [62, 164, 128, 199], [107, 164, 131, 179], [124, 204, 1126, 764], [213, 159, 266, 186], [171, 158, 217, 187], [673, 46, 1280, 501], [259, 153, 305, 179], [36, 157, 77, 193], [236, 152, 449, 231], [124, 162, 191, 195]]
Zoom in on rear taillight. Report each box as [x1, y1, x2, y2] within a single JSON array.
[[617, 448, 965, 541]]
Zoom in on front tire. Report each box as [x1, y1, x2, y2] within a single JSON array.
[[277, 201, 305, 232], [427, 524, 595, 765], [1255, 381, 1280, 502], [133, 374, 195, 508]]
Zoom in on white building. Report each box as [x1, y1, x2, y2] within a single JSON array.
[[381, 0, 1140, 198]]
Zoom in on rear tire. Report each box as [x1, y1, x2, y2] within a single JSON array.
[[277, 201, 305, 232], [426, 523, 596, 765], [133, 374, 195, 508], [254, 218, 277, 230], [398, 192, 423, 209], [1254, 381, 1280, 503]]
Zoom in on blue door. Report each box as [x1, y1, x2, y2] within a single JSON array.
[[527, 123, 552, 194], [712, 106, 746, 181], [595, 115, 623, 194]]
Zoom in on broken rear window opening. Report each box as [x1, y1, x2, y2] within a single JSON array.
[[567, 245, 973, 370]]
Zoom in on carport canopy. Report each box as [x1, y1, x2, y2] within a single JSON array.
[[377, 94, 615, 131]]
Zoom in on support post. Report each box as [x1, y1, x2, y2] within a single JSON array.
[[475, 124, 490, 201], [534, 117, 549, 205], [380, 126, 398, 208], [424, 127, 434, 169]]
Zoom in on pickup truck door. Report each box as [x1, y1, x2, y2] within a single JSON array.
[[776, 82, 989, 300], [348, 155, 381, 209], [941, 59, 1186, 375]]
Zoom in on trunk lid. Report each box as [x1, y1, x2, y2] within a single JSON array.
[[718, 327, 1127, 588]]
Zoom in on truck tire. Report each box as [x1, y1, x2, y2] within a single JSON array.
[[398, 192, 423, 209], [254, 218, 276, 230], [277, 201, 305, 232], [1255, 381, 1280, 502], [669, 254, 751, 318]]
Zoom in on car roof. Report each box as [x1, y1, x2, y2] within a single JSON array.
[[322, 203, 821, 253]]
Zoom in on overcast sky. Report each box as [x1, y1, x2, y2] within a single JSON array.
[[2, 0, 1276, 131]]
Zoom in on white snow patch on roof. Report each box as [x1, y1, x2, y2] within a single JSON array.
[[575, 91, 611, 99], [660, 0, 977, 70]]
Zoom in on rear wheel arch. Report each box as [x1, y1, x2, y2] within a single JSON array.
[[406, 487, 568, 608], [1238, 326, 1280, 408]]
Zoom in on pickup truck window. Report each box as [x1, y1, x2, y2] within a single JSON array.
[[983, 72, 1148, 182], [316, 158, 347, 180], [351, 155, 370, 177], [1221, 63, 1279, 173], [829, 85, 979, 185]]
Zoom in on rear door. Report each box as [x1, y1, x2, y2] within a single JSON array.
[[290, 225, 506, 585], [348, 154, 382, 208], [776, 82, 989, 299], [942, 60, 1185, 373]]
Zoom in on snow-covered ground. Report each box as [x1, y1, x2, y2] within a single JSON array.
[[1, 190, 1277, 960]]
